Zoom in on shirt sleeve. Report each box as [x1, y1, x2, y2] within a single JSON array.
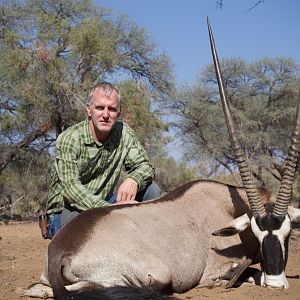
[[123, 132, 155, 191], [55, 133, 109, 211]]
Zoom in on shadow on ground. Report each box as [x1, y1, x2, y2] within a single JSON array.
[[63, 286, 178, 300]]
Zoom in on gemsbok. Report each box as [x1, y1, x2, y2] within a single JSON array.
[[24, 18, 300, 299]]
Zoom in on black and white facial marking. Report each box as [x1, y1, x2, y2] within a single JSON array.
[[250, 212, 291, 289]]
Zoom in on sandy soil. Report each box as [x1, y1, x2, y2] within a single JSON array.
[[1, 221, 300, 300]]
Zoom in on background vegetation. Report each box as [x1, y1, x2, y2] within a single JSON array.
[[1, 0, 299, 219], [166, 57, 300, 191]]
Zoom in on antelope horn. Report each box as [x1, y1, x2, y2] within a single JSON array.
[[207, 18, 266, 216], [273, 87, 300, 216]]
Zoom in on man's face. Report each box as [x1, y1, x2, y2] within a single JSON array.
[[87, 88, 120, 141]]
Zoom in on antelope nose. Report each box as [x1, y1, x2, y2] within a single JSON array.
[[264, 273, 289, 289]]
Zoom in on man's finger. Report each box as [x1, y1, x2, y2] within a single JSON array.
[[111, 199, 138, 206], [116, 191, 124, 202]]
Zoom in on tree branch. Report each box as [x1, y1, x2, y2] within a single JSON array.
[[0, 122, 52, 173]]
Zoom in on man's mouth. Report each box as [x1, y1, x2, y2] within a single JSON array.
[[99, 120, 110, 124]]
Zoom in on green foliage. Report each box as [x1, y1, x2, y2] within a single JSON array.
[[0, 0, 175, 217], [152, 157, 200, 193], [118, 80, 169, 157], [0, 0, 174, 164], [0, 146, 51, 218], [169, 57, 300, 196]]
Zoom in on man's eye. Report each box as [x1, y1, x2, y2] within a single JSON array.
[[109, 108, 118, 112]]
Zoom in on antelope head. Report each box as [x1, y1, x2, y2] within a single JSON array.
[[207, 18, 300, 288]]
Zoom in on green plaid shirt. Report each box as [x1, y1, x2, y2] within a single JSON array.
[[46, 120, 155, 216]]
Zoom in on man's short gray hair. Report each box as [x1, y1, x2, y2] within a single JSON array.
[[87, 82, 121, 111]]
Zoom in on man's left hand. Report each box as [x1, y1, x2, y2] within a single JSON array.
[[116, 178, 138, 203]]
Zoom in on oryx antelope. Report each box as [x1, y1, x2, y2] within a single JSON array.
[[24, 19, 300, 299]]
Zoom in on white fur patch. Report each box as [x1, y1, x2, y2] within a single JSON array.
[[288, 206, 300, 222], [232, 213, 251, 232], [261, 272, 289, 289], [18, 283, 53, 298], [250, 217, 268, 247]]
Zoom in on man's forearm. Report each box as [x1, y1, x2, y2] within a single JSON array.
[[126, 163, 155, 191], [61, 180, 109, 210]]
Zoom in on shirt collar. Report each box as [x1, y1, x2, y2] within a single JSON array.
[[83, 119, 95, 145], [83, 119, 120, 147]]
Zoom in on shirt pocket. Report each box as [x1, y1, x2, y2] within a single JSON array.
[[77, 153, 106, 183], [77, 161, 90, 180]]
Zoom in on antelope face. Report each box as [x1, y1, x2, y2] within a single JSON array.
[[213, 207, 300, 289], [251, 213, 291, 289]]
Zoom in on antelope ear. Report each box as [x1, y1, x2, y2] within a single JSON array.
[[212, 213, 251, 236], [288, 206, 300, 223]]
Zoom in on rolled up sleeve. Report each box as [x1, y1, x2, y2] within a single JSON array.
[[124, 136, 155, 191]]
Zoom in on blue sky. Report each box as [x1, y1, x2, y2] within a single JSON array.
[[95, 0, 300, 85]]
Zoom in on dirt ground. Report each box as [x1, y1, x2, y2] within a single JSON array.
[[1, 221, 300, 300]]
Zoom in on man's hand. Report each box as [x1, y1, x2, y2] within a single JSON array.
[[116, 178, 138, 203]]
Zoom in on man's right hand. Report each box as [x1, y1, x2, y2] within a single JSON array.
[[116, 178, 138, 203]]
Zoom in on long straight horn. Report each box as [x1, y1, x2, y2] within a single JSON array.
[[273, 88, 300, 216], [207, 18, 266, 216]]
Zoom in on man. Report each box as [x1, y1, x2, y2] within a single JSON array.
[[46, 82, 160, 238]]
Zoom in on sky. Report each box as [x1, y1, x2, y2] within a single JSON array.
[[95, 0, 300, 85]]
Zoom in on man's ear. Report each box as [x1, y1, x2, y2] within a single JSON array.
[[86, 104, 91, 117]]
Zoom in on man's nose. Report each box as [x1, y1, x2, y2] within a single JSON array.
[[102, 107, 109, 117]]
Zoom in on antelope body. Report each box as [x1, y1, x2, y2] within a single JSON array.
[[24, 180, 300, 299], [24, 19, 300, 299]]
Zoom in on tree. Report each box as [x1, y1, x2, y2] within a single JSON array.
[[153, 156, 199, 193], [0, 0, 176, 217], [0, 0, 174, 172], [118, 80, 169, 157], [0, 146, 51, 218], [169, 57, 300, 192]]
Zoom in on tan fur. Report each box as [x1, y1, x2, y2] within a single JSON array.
[[26, 180, 274, 298]]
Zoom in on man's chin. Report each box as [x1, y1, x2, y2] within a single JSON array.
[[97, 124, 112, 132]]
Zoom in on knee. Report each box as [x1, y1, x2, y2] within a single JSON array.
[[47, 213, 62, 239], [149, 181, 161, 199], [139, 181, 161, 201]]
